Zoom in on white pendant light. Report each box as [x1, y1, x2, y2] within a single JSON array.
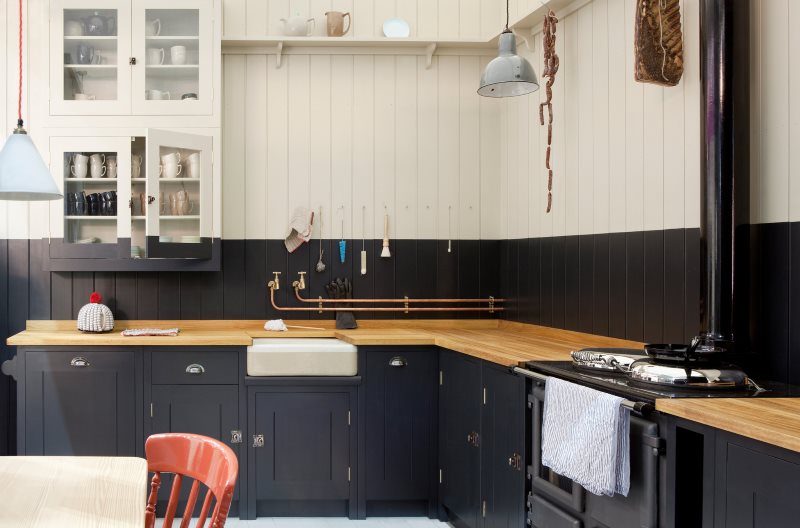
[[0, 0, 61, 201], [478, 0, 540, 98]]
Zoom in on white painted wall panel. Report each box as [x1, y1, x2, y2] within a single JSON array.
[[222, 55, 246, 239], [244, 54, 267, 240], [265, 54, 289, 239], [309, 55, 332, 239]]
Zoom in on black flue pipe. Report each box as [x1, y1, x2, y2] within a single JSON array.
[[698, 0, 749, 352]]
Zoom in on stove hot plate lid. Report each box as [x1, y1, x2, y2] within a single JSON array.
[[570, 348, 647, 371], [628, 358, 753, 388]]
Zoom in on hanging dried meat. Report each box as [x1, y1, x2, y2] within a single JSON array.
[[539, 10, 559, 213], [634, 0, 683, 86]]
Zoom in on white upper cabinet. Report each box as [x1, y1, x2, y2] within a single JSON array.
[[49, 0, 215, 118], [131, 0, 213, 115]]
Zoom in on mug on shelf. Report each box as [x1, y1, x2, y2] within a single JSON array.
[[89, 153, 105, 166], [146, 89, 170, 100], [145, 18, 161, 37], [170, 45, 187, 65], [161, 152, 181, 165], [325, 11, 351, 37], [185, 152, 200, 178], [70, 154, 88, 178], [64, 19, 84, 37], [89, 162, 106, 179], [147, 47, 165, 65], [107, 156, 117, 178], [160, 162, 182, 179]]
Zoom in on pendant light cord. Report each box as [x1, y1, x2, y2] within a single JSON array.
[[505, 0, 510, 29], [17, 0, 23, 128]]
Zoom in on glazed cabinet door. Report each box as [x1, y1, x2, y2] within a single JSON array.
[[23, 349, 138, 455], [131, 0, 214, 115], [144, 128, 213, 258], [481, 365, 526, 528], [439, 350, 482, 528], [50, 0, 132, 115], [48, 135, 132, 259], [365, 348, 437, 511]]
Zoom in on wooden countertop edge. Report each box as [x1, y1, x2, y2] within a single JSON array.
[[656, 398, 800, 453]]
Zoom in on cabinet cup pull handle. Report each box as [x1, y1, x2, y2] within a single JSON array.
[[508, 453, 522, 470], [185, 363, 205, 375], [389, 356, 407, 367], [253, 434, 265, 448], [70, 356, 90, 368]]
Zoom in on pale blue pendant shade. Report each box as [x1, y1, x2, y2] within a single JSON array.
[[0, 127, 61, 200], [478, 30, 539, 98]]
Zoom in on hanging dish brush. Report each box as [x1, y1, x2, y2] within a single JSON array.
[[381, 209, 391, 258], [361, 206, 368, 275], [339, 206, 346, 263], [316, 205, 326, 272]]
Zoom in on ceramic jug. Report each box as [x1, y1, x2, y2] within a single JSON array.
[[280, 15, 315, 36], [325, 11, 351, 37]]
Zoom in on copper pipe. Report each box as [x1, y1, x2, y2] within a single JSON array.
[[269, 288, 503, 313], [293, 288, 505, 304]]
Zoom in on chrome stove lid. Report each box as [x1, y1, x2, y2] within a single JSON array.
[[628, 358, 758, 389], [570, 348, 646, 372]]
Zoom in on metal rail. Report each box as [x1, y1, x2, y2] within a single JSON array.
[[512, 366, 654, 416]]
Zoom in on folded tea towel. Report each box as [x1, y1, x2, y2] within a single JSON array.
[[121, 328, 180, 336], [541, 377, 630, 497], [264, 319, 288, 332], [284, 207, 314, 253]]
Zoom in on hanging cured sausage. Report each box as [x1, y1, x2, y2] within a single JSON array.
[[539, 10, 559, 213], [634, 0, 683, 86]]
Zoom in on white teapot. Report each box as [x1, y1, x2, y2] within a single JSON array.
[[280, 14, 315, 36]]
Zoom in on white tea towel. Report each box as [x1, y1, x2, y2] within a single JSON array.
[[264, 319, 288, 332], [121, 328, 180, 336], [284, 207, 314, 253], [541, 377, 630, 496]]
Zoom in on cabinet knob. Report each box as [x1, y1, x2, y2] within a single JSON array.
[[389, 356, 407, 367], [252, 434, 265, 448], [508, 452, 522, 470], [467, 431, 480, 447], [230, 430, 242, 444], [129, 57, 137, 65], [185, 363, 205, 375], [70, 356, 90, 368]]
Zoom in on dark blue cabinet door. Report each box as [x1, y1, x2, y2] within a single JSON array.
[[150, 385, 241, 505], [365, 348, 437, 502], [251, 390, 351, 505], [24, 350, 137, 456], [481, 365, 526, 528], [719, 440, 800, 528], [439, 350, 482, 528]]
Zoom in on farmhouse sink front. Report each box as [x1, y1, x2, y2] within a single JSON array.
[[247, 338, 358, 376]]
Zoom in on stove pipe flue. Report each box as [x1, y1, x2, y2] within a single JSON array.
[[698, 0, 749, 353]]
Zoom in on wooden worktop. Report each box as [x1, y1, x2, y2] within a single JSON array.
[[9, 319, 800, 453], [656, 398, 800, 453], [7, 319, 643, 366]]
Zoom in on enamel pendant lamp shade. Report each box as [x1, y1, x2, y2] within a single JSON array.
[[0, 0, 61, 201], [478, 0, 539, 97]]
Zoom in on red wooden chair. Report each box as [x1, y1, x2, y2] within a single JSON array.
[[145, 433, 238, 528]]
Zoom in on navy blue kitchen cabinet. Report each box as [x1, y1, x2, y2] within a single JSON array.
[[11, 348, 142, 456], [439, 349, 483, 527], [147, 348, 244, 517], [363, 347, 438, 517], [713, 431, 800, 528], [438, 350, 526, 528], [247, 384, 358, 519], [481, 363, 526, 528]]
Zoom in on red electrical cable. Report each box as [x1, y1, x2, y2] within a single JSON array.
[[17, 0, 22, 125]]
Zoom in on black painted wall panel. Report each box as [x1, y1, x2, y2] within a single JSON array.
[[663, 229, 686, 343], [643, 230, 664, 344], [577, 235, 594, 334], [539, 237, 553, 327], [625, 232, 645, 342], [592, 234, 610, 336]]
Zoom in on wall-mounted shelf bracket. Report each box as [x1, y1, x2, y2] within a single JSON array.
[[425, 43, 437, 69], [275, 41, 284, 68]]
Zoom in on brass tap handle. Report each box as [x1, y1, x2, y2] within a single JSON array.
[[293, 271, 307, 290], [268, 271, 281, 290]]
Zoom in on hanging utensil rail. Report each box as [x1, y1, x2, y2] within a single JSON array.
[[267, 271, 504, 313]]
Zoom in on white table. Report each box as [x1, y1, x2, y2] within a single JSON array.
[[0, 456, 147, 527]]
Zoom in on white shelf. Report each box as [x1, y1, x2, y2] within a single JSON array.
[[64, 64, 116, 69], [64, 35, 118, 41], [131, 178, 147, 182], [65, 215, 117, 220], [160, 215, 200, 220], [65, 178, 118, 183], [146, 35, 199, 41], [159, 177, 200, 182]]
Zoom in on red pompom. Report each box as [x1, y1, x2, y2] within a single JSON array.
[[89, 292, 102, 304]]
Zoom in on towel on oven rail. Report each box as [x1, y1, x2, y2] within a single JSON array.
[[541, 376, 630, 497]]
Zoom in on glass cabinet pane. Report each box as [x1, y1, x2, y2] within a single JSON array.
[[62, 9, 119, 102], [144, 9, 200, 103], [156, 144, 201, 244]]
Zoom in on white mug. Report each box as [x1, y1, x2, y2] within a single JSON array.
[[131, 154, 142, 167], [146, 89, 170, 100], [70, 162, 88, 178], [160, 162, 182, 179], [145, 18, 161, 36], [146, 47, 165, 65], [185, 152, 200, 178], [72, 154, 89, 165], [161, 152, 181, 165], [170, 45, 187, 65], [73, 93, 95, 100], [108, 163, 118, 179], [90, 162, 106, 178], [89, 153, 105, 165], [132, 163, 141, 179], [64, 20, 83, 37]]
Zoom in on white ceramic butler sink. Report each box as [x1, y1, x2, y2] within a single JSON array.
[[247, 338, 357, 376]]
